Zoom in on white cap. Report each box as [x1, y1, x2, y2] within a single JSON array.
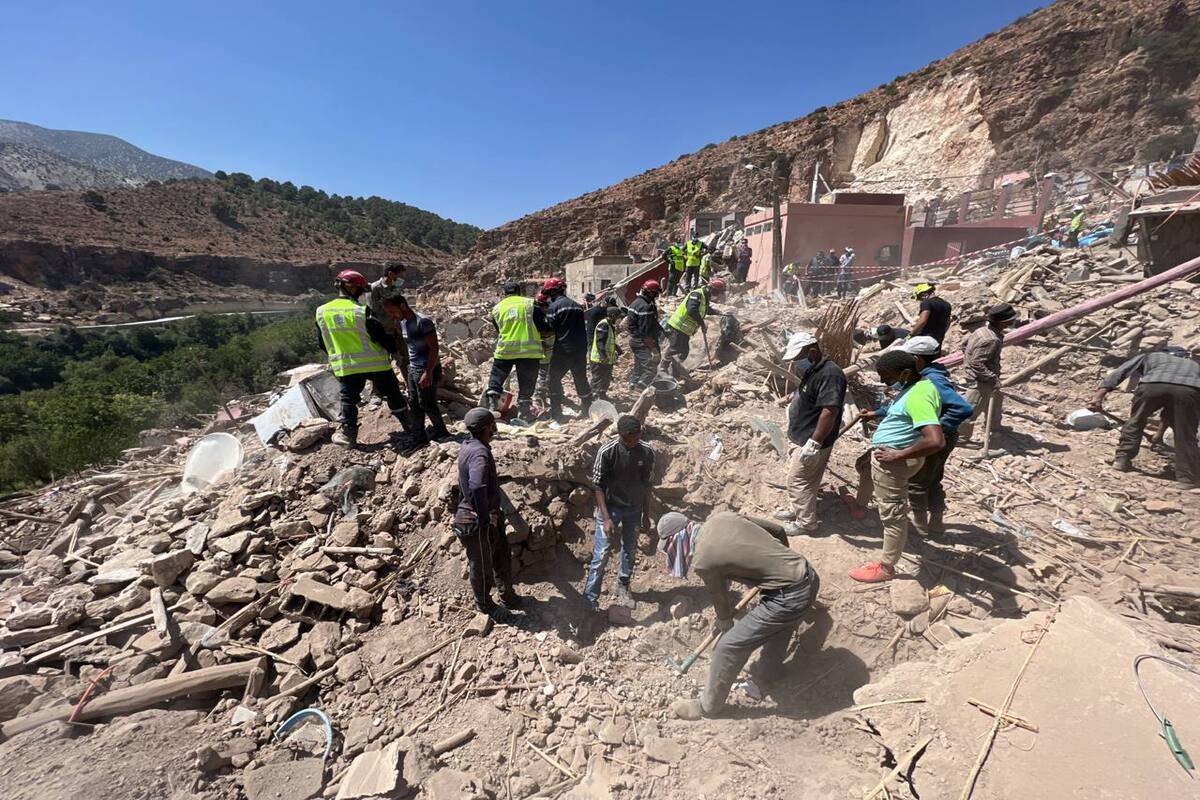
[[783, 331, 819, 361], [900, 336, 941, 356]]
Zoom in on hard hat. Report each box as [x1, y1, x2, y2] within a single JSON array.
[[642, 280, 661, 294], [542, 277, 566, 292], [1072, 204, 1084, 212], [335, 269, 368, 291], [709, 278, 727, 293], [534, 291, 549, 305], [912, 282, 935, 298]]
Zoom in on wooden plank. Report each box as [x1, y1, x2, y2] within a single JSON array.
[[28, 603, 185, 665], [3, 658, 264, 737]]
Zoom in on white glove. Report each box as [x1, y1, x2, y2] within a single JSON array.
[[797, 438, 822, 461]]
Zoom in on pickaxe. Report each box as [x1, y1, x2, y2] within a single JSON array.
[[665, 587, 761, 675]]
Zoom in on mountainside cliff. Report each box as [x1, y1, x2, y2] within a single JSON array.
[[466, 0, 1200, 281]]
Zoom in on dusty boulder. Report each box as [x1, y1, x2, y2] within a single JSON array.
[[147, 549, 194, 588], [206, 576, 258, 604]]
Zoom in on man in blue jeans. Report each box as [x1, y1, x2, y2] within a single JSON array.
[[584, 415, 656, 612]]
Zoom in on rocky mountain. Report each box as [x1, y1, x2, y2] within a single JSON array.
[[0, 119, 212, 190], [0, 142, 127, 191], [467, 0, 1200, 280]]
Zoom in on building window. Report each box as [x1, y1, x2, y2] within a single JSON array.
[[600, 279, 612, 289], [764, 222, 773, 233]]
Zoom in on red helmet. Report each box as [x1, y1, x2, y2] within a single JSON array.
[[534, 291, 549, 305], [642, 280, 661, 294], [335, 269, 368, 291], [542, 277, 566, 292], [708, 278, 727, 293]]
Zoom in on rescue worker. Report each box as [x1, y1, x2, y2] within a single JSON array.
[[666, 242, 687, 296], [699, 250, 717, 284], [957, 303, 1018, 445], [627, 280, 663, 391], [315, 270, 414, 448], [454, 408, 523, 614], [734, 239, 752, 283], [533, 291, 555, 409], [849, 350, 945, 583], [380, 295, 451, 448], [773, 331, 846, 533], [486, 279, 552, 421], [808, 252, 826, 296], [836, 247, 855, 299], [589, 304, 624, 401], [658, 510, 820, 719], [661, 278, 726, 374], [898, 336, 973, 534], [782, 262, 800, 303], [684, 236, 705, 292], [365, 262, 409, 369], [1066, 204, 1086, 248], [1090, 345, 1200, 487], [586, 296, 615, 348], [908, 283, 953, 346], [543, 277, 592, 420]]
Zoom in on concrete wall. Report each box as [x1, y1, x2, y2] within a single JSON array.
[[902, 224, 1032, 269], [564, 255, 644, 297]]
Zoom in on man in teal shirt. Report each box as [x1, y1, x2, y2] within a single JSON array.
[[850, 350, 945, 583]]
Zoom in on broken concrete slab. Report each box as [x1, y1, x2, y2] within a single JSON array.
[[335, 737, 435, 800], [852, 597, 1200, 799], [643, 735, 684, 764], [242, 756, 324, 800]]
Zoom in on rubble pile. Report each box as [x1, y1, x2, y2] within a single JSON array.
[[1, 237, 1199, 799]]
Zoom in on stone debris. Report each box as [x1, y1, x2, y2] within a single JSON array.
[[0, 227, 1197, 800]]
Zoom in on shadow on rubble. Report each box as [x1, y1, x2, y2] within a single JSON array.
[[913, 526, 1039, 620], [724, 608, 871, 720], [989, 428, 1069, 454]]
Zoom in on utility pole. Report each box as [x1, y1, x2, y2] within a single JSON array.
[[810, 160, 820, 204], [770, 158, 784, 295]]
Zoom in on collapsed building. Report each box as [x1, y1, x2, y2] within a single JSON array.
[[1, 210, 1199, 799]]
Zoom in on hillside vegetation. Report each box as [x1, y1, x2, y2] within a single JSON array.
[[214, 171, 479, 254], [0, 313, 323, 491]]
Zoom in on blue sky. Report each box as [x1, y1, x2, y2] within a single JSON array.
[[0, 1, 1044, 228]]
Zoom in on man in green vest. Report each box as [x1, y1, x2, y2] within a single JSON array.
[[589, 304, 624, 401], [1066, 204, 1086, 248], [661, 278, 726, 374], [666, 243, 687, 297], [487, 279, 552, 422], [315, 269, 414, 448], [684, 237, 705, 292]]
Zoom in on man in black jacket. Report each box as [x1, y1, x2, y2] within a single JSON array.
[[626, 280, 663, 391], [543, 277, 593, 419]]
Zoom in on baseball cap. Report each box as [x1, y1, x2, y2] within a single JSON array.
[[783, 331, 819, 361], [900, 336, 940, 356], [463, 407, 497, 432], [656, 512, 689, 539]]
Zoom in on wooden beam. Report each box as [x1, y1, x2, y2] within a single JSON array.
[[3, 658, 264, 737]]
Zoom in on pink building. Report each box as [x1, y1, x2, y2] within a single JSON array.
[[741, 194, 907, 292]]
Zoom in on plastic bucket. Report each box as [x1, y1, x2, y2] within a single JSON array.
[[181, 433, 244, 495]]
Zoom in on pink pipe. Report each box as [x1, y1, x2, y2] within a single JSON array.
[[937, 255, 1200, 368]]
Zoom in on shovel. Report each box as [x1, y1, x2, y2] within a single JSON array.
[[665, 587, 761, 675], [701, 325, 714, 368]]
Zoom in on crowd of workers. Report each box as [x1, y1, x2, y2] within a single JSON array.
[[314, 249, 1198, 723]]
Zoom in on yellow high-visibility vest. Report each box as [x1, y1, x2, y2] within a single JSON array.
[[666, 288, 708, 337], [491, 295, 543, 360], [315, 298, 392, 377], [685, 240, 703, 267], [589, 319, 618, 365]]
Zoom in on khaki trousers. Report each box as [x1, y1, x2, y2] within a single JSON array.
[[873, 457, 925, 566], [958, 383, 1002, 442], [787, 445, 833, 530]]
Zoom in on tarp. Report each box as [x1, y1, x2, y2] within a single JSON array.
[[250, 368, 341, 444]]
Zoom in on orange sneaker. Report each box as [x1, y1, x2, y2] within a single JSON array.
[[849, 562, 896, 583]]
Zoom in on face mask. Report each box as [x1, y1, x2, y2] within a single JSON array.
[[889, 380, 906, 392], [795, 358, 814, 373]]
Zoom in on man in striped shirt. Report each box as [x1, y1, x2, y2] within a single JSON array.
[[583, 415, 656, 612]]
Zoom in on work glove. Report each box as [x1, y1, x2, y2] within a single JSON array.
[[797, 438, 822, 463]]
